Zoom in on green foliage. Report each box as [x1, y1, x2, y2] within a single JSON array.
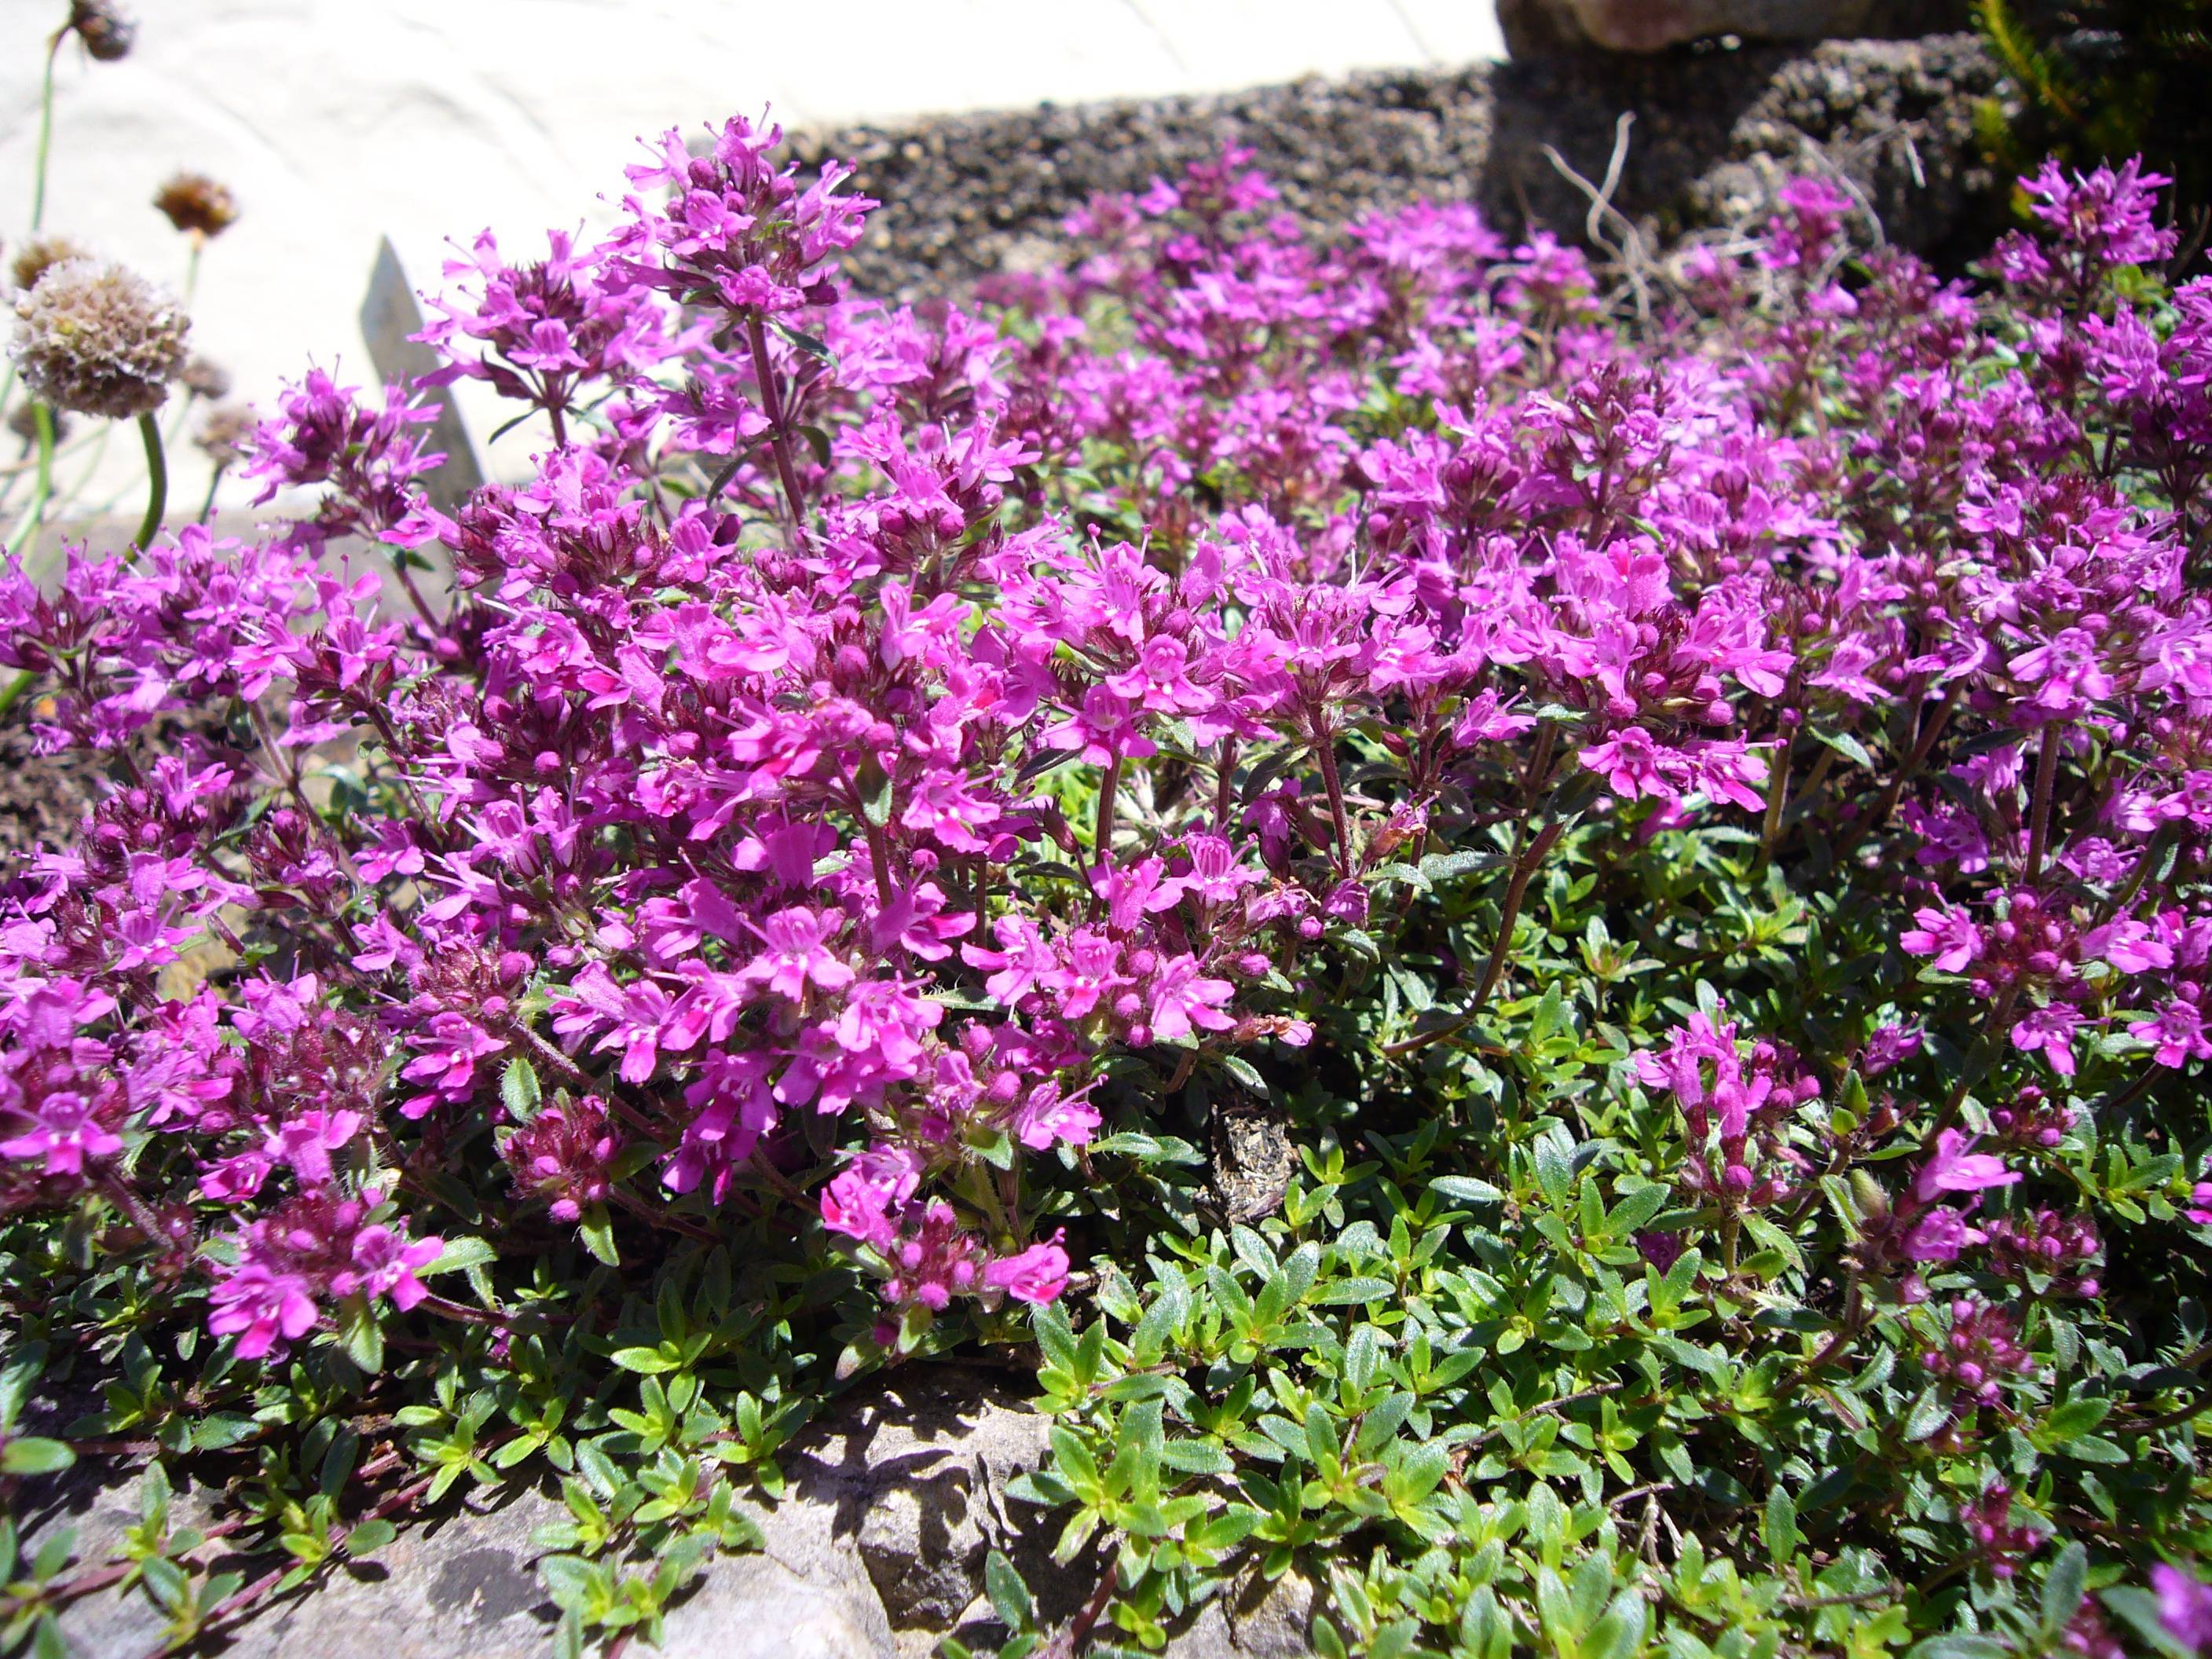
[[5, 101, 2212, 1659], [0, 1230, 820, 1657], [1977, 0, 2212, 251], [7, 720, 2205, 1659], [974, 797, 2212, 1656]]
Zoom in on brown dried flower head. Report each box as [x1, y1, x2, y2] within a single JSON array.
[[67, 0, 136, 61], [180, 354, 231, 401], [195, 403, 253, 470], [154, 174, 240, 241], [10, 258, 189, 420], [10, 234, 90, 295], [7, 403, 71, 446]]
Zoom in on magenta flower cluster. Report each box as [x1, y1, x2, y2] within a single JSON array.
[[0, 119, 2207, 1381]]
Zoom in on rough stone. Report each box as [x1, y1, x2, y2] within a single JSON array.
[[731, 1361, 1071, 1649], [27, 1364, 1072, 1659], [1495, 0, 1969, 56], [657, 1551, 886, 1659], [27, 1463, 562, 1659], [1136, 1570, 1320, 1659], [26, 1360, 1318, 1657], [1228, 1568, 1320, 1657], [787, 33, 2005, 305]]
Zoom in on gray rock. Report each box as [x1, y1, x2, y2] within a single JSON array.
[[1226, 1568, 1320, 1657], [27, 1364, 1069, 1659], [27, 1463, 562, 1659], [1170, 1602, 1243, 1659], [232, 1492, 559, 1659], [786, 31, 2005, 305], [657, 1552, 885, 1659], [360, 235, 482, 519], [27, 1364, 1318, 1658], [1139, 1569, 1320, 1659], [1496, 0, 1968, 56], [734, 1361, 1067, 1646]]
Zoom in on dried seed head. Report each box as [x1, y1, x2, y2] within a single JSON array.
[[67, 0, 136, 60], [195, 402, 252, 469], [154, 174, 240, 240], [180, 353, 231, 400], [10, 258, 189, 419], [6, 403, 71, 446], [11, 234, 90, 295]]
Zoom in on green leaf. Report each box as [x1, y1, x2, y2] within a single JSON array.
[[1604, 1183, 1668, 1237], [575, 1439, 621, 1500], [1031, 1301, 1077, 1372], [2103, 1586, 2199, 1658], [577, 1204, 620, 1267], [2041, 1543, 2088, 1637], [1763, 1484, 1800, 1565], [970, 1126, 1016, 1171], [189, 1414, 258, 1452], [1119, 1401, 1166, 1482], [983, 1550, 1034, 1629], [1907, 1639, 2010, 1659], [1159, 1439, 1234, 1476], [1533, 1564, 1576, 1652], [1811, 727, 1876, 769], [0, 1343, 46, 1427], [1653, 1335, 1727, 1379], [1430, 1176, 1505, 1206], [2041, 1397, 2111, 1441], [853, 753, 895, 830], [1533, 1134, 1573, 1210], [420, 1236, 499, 1277], [1587, 1590, 1649, 1659], [335, 1294, 385, 1374], [537, 1553, 599, 1606], [1900, 1390, 1949, 1442], [344, 1518, 397, 1558], [0, 1437, 75, 1477], [773, 322, 836, 363], [1308, 1277, 1395, 1307], [1218, 1053, 1269, 1096], [1417, 849, 1489, 884], [2063, 1434, 2128, 1464], [500, 1056, 543, 1122]]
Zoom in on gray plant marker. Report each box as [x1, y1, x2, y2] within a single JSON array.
[[360, 235, 484, 518]]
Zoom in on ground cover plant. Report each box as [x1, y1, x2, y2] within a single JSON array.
[[2, 38, 2212, 1658], [1976, 0, 2212, 264]]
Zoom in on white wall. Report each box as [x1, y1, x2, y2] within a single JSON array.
[[0, 1, 1502, 502]]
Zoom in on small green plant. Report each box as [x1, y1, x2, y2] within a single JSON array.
[[1977, 0, 2212, 258]]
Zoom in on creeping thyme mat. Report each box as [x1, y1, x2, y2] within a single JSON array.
[[2, 106, 2212, 1659]]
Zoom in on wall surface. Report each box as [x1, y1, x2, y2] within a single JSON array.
[[0, 0, 1502, 500]]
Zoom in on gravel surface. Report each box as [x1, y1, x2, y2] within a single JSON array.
[[790, 31, 2006, 298], [0, 724, 110, 860]]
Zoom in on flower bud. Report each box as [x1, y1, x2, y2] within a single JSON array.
[[9, 233, 88, 295], [180, 354, 231, 401], [154, 173, 240, 241], [68, 0, 136, 60]]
